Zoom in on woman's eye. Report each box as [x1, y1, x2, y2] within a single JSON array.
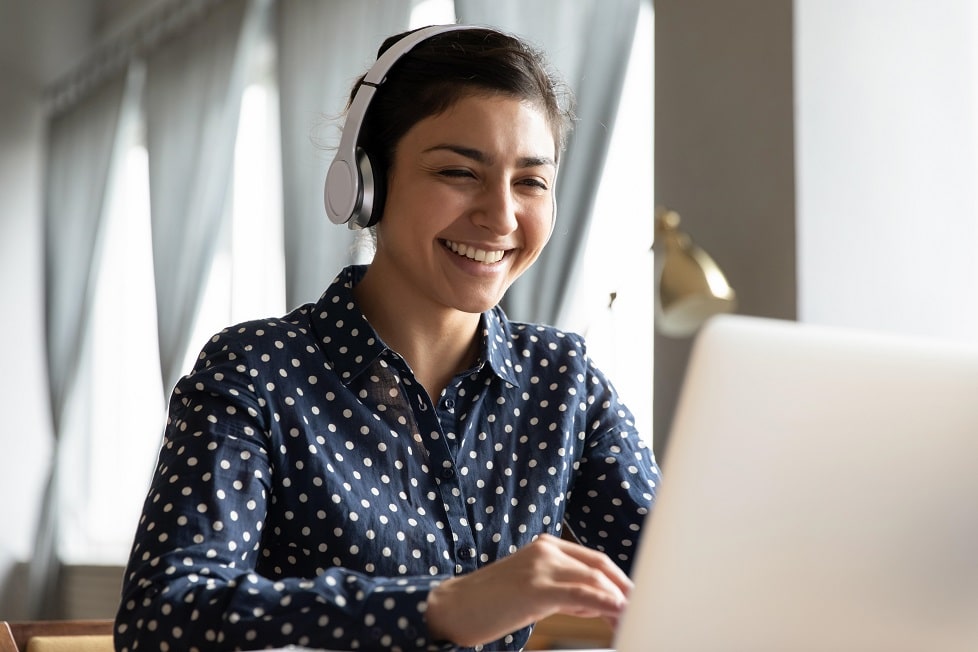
[[438, 168, 474, 179], [520, 178, 549, 191]]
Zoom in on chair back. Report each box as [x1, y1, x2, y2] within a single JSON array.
[[0, 622, 15, 652], [0, 621, 113, 652]]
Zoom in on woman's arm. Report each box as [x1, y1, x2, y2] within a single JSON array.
[[114, 339, 453, 652], [563, 354, 661, 574]]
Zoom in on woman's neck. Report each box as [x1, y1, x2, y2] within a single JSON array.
[[353, 268, 482, 399]]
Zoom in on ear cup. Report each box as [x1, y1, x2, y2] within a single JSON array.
[[352, 147, 385, 229], [325, 141, 386, 229], [324, 151, 360, 225]]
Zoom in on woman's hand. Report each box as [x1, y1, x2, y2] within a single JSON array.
[[424, 534, 632, 647]]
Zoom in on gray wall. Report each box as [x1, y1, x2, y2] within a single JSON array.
[[653, 0, 797, 462], [795, 0, 978, 340]]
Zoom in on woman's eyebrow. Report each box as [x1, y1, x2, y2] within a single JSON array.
[[423, 144, 556, 169], [517, 155, 557, 169]]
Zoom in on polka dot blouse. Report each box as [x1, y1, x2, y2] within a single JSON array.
[[115, 265, 660, 652]]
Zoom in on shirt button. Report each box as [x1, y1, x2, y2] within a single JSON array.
[[440, 467, 456, 479], [444, 398, 455, 409], [458, 547, 474, 560]]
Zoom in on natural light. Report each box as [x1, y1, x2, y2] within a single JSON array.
[[75, 123, 164, 564], [564, 4, 654, 440]]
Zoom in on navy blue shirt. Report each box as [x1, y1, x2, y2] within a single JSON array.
[[116, 265, 660, 651]]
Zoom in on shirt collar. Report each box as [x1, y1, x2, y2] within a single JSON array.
[[482, 305, 522, 387], [312, 265, 522, 388]]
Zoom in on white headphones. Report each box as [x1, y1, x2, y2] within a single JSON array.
[[324, 24, 471, 230]]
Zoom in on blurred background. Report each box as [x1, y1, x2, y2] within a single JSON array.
[[3, 0, 978, 629]]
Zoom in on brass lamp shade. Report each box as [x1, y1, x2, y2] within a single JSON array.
[[654, 209, 737, 337]]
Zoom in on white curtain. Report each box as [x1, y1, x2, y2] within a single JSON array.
[[30, 68, 133, 618], [454, 0, 641, 327], [276, 0, 415, 309], [145, 0, 268, 392]]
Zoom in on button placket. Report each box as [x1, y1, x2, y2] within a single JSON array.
[[409, 386, 478, 572]]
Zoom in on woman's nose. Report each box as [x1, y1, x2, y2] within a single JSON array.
[[472, 183, 519, 235]]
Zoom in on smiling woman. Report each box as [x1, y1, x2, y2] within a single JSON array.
[[38, 7, 655, 638], [114, 23, 660, 652]]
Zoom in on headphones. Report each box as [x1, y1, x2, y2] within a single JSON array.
[[324, 24, 472, 230]]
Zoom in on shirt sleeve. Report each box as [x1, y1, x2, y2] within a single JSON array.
[[114, 336, 456, 652], [563, 351, 661, 576]]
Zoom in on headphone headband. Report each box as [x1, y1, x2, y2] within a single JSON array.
[[325, 24, 472, 229]]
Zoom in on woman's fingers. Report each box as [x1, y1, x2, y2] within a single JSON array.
[[425, 535, 632, 647], [541, 534, 634, 598]]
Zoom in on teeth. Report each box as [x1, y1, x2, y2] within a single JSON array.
[[444, 240, 505, 264]]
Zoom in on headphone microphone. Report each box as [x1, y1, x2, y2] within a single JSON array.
[[324, 24, 471, 230]]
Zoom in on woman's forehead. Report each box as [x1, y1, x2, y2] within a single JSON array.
[[408, 92, 558, 155]]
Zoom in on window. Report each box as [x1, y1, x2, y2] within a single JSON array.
[[69, 37, 285, 564], [181, 37, 285, 377], [67, 116, 164, 564], [562, 2, 654, 440]]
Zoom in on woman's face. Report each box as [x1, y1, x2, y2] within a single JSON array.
[[371, 92, 557, 316]]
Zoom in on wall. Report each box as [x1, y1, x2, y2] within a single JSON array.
[[653, 0, 978, 464], [796, 0, 978, 339], [652, 0, 798, 461]]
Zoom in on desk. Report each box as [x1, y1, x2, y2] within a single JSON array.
[[252, 615, 614, 651], [525, 613, 613, 650]]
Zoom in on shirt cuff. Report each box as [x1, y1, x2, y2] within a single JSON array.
[[360, 576, 457, 651]]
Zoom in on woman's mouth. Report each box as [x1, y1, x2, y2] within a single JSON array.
[[442, 239, 506, 264]]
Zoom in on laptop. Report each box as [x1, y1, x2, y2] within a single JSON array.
[[614, 314, 978, 652]]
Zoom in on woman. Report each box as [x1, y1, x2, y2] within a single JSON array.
[[115, 24, 660, 652]]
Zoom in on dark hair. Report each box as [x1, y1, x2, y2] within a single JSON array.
[[349, 26, 575, 184]]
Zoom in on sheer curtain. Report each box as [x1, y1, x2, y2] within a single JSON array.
[[454, 0, 641, 327], [145, 0, 269, 392], [276, 0, 415, 309], [30, 68, 133, 618]]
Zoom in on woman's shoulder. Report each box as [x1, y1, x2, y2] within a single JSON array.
[[491, 306, 581, 343], [490, 307, 589, 367], [200, 265, 361, 353], [196, 303, 319, 360]]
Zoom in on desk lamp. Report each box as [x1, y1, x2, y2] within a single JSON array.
[[654, 208, 737, 337]]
